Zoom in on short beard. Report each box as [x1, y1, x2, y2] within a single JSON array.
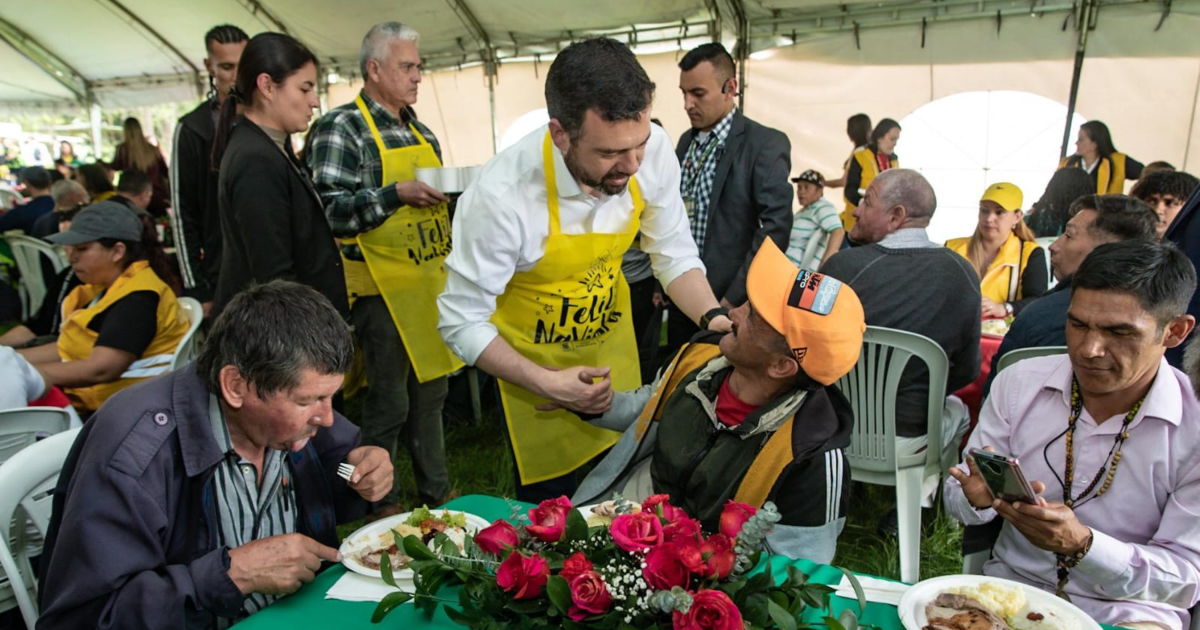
[[563, 145, 630, 196]]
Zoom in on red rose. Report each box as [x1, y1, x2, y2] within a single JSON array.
[[610, 512, 664, 552], [525, 496, 572, 543], [672, 589, 743, 630], [642, 494, 687, 523], [699, 534, 736, 579], [662, 516, 703, 545], [560, 552, 594, 583], [719, 501, 757, 540], [567, 571, 614, 621], [474, 520, 519, 556], [496, 551, 550, 600], [674, 540, 707, 575], [643, 543, 691, 590]]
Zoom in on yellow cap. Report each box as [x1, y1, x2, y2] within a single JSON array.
[[980, 182, 1023, 212]]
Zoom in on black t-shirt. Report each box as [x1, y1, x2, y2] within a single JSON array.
[[87, 290, 160, 357]]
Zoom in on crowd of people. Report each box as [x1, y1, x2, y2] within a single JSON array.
[[0, 17, 1197, 630]]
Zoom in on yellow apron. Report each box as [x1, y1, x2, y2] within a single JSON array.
[[841, 148, 897, 232], [946, 234, 1039, 304], [492, 132, 644, 484], [1057, 153, 1128, 194], [343, 96, 463, 383]]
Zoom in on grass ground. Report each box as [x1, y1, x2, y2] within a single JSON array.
[[347, 382, 964, 582]]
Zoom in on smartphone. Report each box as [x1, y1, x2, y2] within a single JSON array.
[[968, 448, 1039, 504]]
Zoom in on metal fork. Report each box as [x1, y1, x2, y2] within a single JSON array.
[[337, 462, 355, 482]]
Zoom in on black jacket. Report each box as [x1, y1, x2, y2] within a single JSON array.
[[675, 111, 793, 305], [37, 365, 369, 629], [171, 100, 221, 302], [212, 118, 349, 319]]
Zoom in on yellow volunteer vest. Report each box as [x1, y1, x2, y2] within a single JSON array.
[[58, 260, 189, 411], [491, 132, 644, 484], [946, 233, 1040, 304], [625, 342, 797, 509], [841, 148, 897, 231], [342, 96, 464, 383], [1057, 153, 1128, 194]]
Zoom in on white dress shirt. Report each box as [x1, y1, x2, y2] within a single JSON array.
[[438, 123, 704, 365]]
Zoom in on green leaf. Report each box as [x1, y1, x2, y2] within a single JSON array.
[[786, 565, 808, 588], [546, 576, 572, 615], [565, 509, 588, 542], [379, 550, 398, 588], [837, 608, 861, 630], [767, 599, 798, 630], [443, 605, 475, 627], [370, 591, 413, 623], [506, 598, 549, 614], [745, 593, 770, 627], [824, 616, 848, 630], [403, 535, 437, 561], [837, 568, 867, 616], [768, 591, 790, 611], [746, 572, 772, 592]]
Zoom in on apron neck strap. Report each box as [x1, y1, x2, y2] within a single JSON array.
[[355, 95, 428, 154], [542, 131, 563, 236]]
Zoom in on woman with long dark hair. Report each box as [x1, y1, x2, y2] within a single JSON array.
[[111, 117, 170, 216], [826, 113, 871, 189], [17, 201, 190, 412], [211, 32, 348, 319], [1057, 120, 1144, 194], [841, 117, 900, 231]]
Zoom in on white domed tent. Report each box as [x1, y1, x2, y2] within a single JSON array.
[[2, 0, 1197, 237]]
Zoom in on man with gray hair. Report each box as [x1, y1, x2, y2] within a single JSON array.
[[820, 168, 982, 530], [37, 280, 393, 629], [308, 21, 454, 515]]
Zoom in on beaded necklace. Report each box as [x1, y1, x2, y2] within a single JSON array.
[[1052, 376, 1144, 600]]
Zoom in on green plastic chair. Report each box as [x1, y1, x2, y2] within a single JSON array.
[[835, 325, 949, 584], [994, 345, 1067, 374]]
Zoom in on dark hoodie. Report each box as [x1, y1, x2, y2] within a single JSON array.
[[170, 99, 222, 302]]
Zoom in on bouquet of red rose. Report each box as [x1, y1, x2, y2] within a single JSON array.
[[370, 494, 866, 630]]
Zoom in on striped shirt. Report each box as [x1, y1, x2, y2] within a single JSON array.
[[207, 394, 297, 628], [784, 197, 841, 271], [307, 91, 442, 261], [680, 109, 735, 254]]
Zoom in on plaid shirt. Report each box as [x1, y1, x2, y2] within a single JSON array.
[[680, 109, 735, 254], [306, 91, 442, 260]]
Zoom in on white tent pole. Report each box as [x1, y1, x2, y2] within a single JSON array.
[[1060, 0, 1098, 159], [89, 100, 103, 160], [487, 62, 499, 155]]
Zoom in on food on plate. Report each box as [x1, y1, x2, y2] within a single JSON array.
[[584, 500, 641, 527], [923, 582, 1075, 630], [981, 318, 1011, 336], [351, 507, 470, 572]]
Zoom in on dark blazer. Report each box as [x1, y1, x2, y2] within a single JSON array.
[[212, 118, 349, 320], [171, 99, 221, 302], [1166, 187, 1200, 368], [675, 110, 793, 305]]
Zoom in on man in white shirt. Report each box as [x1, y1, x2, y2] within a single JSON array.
[[438, 38, 730, 501]]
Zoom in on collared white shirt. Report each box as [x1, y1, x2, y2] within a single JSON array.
[[945, 355, 1200, 630], [438, 123, 704, 365]]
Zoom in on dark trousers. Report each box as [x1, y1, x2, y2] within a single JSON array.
[[628, 276, 662, 384], [350, 296, 450, 505]]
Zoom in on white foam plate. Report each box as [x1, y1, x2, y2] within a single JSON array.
[[339, 510, 490, 579], [898, 575, 1101, 630]]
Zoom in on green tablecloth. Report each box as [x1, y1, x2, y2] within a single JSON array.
[[233, 495, 905, 629]]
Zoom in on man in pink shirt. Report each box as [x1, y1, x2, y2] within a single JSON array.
[[945, 240, 1200, 630]]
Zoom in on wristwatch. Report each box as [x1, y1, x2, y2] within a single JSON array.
[[1004, 302, 1014, 316], [699, 307, 729, 330]]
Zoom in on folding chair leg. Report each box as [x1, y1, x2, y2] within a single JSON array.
[[467, 368, 482, 424], [896, 466, 923, 583]]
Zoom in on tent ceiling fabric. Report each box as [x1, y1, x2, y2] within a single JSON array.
[[0, 0, 1197, 108]]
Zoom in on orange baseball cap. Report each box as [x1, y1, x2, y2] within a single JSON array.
[[746, 240, 866, 385]]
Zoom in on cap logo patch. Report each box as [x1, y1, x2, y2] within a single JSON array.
[[791, 347, 808, 364], [786, 271, 842, 316]]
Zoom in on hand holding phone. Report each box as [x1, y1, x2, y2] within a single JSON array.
[[968, 448, 1040, 504]]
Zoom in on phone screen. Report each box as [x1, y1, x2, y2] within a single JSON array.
[[970, 450, 1037, 504]]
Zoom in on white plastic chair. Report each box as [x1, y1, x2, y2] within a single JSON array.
[[1034, 237, 1057, 290], [0, 187, 20, 211], [3, 233, 69, 321], [170, 297, 204, 371], [995, 345, 1068, 374], [836, 326, 949, 584], [0, 427, 81, 628]]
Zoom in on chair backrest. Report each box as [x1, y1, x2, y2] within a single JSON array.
[[170, 296, 204, 371], [3, 234, 69, 320], [0, 427, 81, 628], [995, 346, 1068, 374], [0, 187, 20, 211], [0, 407, 70, 466], [836, 325, 950, 476]]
